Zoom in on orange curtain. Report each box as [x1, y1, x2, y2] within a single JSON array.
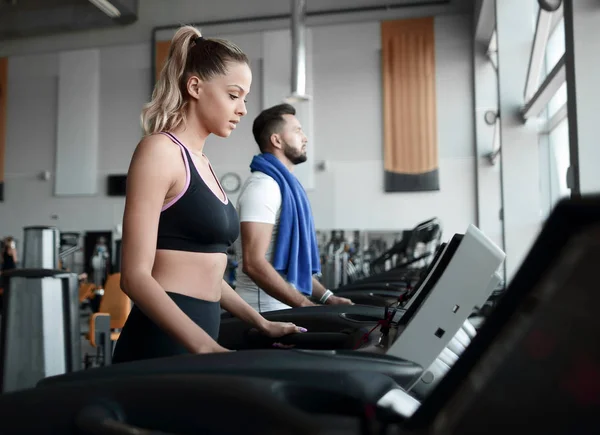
[[0, 58, 7, 201], [381, 17, 439, 192], [155, 41, 171, 84]]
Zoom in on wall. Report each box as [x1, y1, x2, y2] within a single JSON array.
[[1, 45, 150, 242], [0, 14, 476, 246], [208, 15, 476, 238], [308, 15, 476, 235]]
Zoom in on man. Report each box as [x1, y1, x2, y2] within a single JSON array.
[[234, 103, 353, 313]]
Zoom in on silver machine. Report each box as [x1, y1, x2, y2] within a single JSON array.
[[22, 226, 60, 269], [0, 226, 82, 393]]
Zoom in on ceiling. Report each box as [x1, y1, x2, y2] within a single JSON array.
[[0, 0, 473, 42], [0, 0, 138, 40]]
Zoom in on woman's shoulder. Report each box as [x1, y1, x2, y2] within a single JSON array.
[[130, 133, 184, 168], [135, 133, 181, 157], [127, 133, 186, 186]]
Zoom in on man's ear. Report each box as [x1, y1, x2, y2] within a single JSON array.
[[270, 133, 283, 150], [186, 75, 203, 100]]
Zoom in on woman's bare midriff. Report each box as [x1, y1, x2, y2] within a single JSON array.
[[152, 249, 227, 302]]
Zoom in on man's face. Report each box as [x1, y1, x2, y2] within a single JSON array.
[[278, 114, 308, 165]]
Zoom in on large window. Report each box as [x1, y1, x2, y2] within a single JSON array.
[[537, 13, 569, 215], [545, 17, 567, 119], [548, 118, 570, 203], [544, 17, 565, 80]]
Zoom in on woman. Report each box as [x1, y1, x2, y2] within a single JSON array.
[[112, 25, 305, 363], [1, 236, 18, 274], [0, 236, 18, 293]]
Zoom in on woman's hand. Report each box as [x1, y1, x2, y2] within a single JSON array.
[[260, 321, 307, 338]]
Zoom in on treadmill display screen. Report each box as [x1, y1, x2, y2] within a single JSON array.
[[398, 235, 462, 327]]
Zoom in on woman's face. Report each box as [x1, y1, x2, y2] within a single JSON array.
[[189, 62, 252, 138]]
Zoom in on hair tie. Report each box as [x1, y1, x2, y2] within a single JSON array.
[[194, 36, 204, 44]]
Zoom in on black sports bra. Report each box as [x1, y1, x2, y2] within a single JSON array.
[[156, 132, 239, 254]]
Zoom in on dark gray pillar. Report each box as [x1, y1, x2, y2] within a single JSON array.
[[564, 0, 600, 196]]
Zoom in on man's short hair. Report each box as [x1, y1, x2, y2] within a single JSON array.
[[252, 103, 296, 153]]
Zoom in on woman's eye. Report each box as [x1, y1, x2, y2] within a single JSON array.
[[229, 94, 238, 100]]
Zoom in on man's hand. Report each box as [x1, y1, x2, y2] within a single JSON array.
[[326, 295, 354, 305], [260, 321, 308, 338]]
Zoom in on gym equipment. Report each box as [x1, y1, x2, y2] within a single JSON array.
[[368, 218, 442, 276], [218, 225, 502, 352], [0, 268, 81, 393], [409, 273, 502, 400], [83, 273, 131, 369], [325, 221, 445, 307], [382, 195, 600, 433], [38, 224, 504, 399], [538, 0, 562, 12], [331, 242, 448, 307], [59, 231, 82, 272], [0, 197, 594, 434], [320, 218, 442, 290], [385, 228, 503, 365], [22, 226, 60, 269]]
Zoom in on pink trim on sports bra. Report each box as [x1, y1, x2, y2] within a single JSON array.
[[160, 132, 191, 212], [163, 132, 229, 205]]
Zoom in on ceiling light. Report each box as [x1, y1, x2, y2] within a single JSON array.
[[88, 0, 121, 18]]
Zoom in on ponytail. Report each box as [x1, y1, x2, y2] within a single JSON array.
[[141, 26, 200, 135], [141, 25, 249, 136]]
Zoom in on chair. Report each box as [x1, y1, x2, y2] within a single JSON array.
[[84, 273, 131, 368], [78, 281, 96, 308]]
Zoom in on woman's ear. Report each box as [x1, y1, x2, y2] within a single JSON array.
[[186, 75, 203, 100]]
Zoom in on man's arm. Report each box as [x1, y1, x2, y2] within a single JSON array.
[[311, 277, 328, 299], [311, 276, 354, 305], [241, 221, 315, 308]]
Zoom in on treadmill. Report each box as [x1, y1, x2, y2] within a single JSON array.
[[330, 218, 443, 304], [36, 224, 504, 397], [331, 243, 448, 307], [382, 195, 600, 434], [217, 224, 503, 353], [0, 197, 595, 434], [217, 241, 448, 350]]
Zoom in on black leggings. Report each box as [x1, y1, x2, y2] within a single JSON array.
[[112, 291, 221, 364]]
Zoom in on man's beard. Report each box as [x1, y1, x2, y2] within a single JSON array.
[[283, 141, 307, 165]]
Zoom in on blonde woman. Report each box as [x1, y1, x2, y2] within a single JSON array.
[[112, 26, 305, 364]]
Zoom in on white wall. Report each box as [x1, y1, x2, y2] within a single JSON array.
[[206, 15, 476, 237], [0, 14, 476, 246], [1, 44, 150, 242], [308, 16, 476, 235]]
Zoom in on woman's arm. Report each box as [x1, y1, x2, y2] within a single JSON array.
[[120, 135, 228, 354], [220, 280, 307, 337]]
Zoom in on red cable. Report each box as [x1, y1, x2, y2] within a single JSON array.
[[354, 310, 394, 350], [353, 281, 414, 350]]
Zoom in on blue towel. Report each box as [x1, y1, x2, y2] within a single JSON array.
[[249, 153, 320, 296]]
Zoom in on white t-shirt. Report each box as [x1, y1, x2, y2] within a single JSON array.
[[234, 171, 290, 312]]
